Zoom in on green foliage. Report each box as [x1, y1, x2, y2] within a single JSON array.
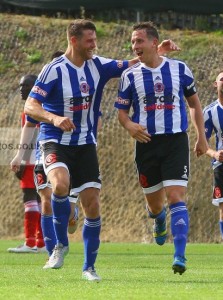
[[213, 30, 223, 36], [1, 241, 223, 300], [22, 48, 42, 64], [122, 41, 131, 51], [96, 25, 107, 37], [15, 27, 28, 40], [0, 54, 14, 74]]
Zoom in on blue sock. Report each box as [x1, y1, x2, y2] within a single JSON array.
[[219, 221, 223, 239], [147, 207, 166, 224], [51, 193, 70, 247], [41, 214, 56, 256], [83, 217, 101, 271], [170, 202, 189, 258]]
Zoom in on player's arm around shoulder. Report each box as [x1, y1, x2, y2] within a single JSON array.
[[186, 93, 208, 157]]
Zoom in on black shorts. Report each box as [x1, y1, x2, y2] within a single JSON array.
[[41, 142, 101, 193], [212, 164, 223, 206], [34, 163, 51, 191], [22, 188, 41, 203], [135, 132, 189, 193]]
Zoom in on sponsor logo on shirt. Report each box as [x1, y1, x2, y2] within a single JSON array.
[[144, 104, 175, 111], [117, 60, 123, 68], [143, 94, 176, 110], [32, 86, 48, 97], [69, 95, 92, 112], [70, 102, 91, 112], [116, 97, 129, 105], [143, 94, 175, 104]]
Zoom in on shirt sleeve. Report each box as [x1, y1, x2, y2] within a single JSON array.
[[29, 64, 58, 103], [114, 72, 132, 110], [26, 115, 39, 125], [95, 56, 129, 80], [182, 63, 197, 98], [203, 109, 213, 140]]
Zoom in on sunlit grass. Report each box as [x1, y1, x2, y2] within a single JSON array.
[[1, 241, 223, 300]]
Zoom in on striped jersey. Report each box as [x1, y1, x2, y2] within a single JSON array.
[[203, 99, 223, 169], [115, 56, 196, 135], [29, 54, 128, 146]]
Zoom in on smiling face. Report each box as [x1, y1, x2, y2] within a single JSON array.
[[131, 29, 158, 64], [214, 72, 223, 98], [74, 29, 97, 61]]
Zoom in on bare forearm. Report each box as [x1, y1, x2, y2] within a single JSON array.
[[17, 123, 36, 159], [206, 148, 216, 159], [118, 110, 132, 130], [24, 97, 55, 124], [187, 95, 206, 139], [189, 106, 206, 139]]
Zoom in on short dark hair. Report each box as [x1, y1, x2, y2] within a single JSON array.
[[67, 19, 96, 39], [132, 21, 159, 40], [51, 50, 64, 60], [21, 74, 37, 85]]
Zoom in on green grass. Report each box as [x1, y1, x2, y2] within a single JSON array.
[[1, 241, 223, 300]]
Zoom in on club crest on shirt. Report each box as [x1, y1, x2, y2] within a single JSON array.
[[154, 82, 165, 93], [117, 60, 123, 68], [80, 82, 90, 93]]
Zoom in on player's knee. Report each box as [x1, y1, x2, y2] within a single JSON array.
[[52, 181, 69, 196], [82, 198, 100, 217], [166, 187, 186, 204]]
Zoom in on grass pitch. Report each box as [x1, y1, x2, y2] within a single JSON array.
[[1, 241, 223, 300]]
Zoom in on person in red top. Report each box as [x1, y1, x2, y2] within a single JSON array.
[[8, 74, 45, 253]]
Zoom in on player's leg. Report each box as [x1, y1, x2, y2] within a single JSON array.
[[212, 165, 223, 239], [34, 163, 56, 261], [7, 186, 39, 253], [145, 189, 167, 245], [81, 187, 101, 282], [219, 203, 223, 239], [68, 193, 79, 234], [71, 144, 101, 281], [163, 133, 189, 275], [165, 185, 188, 274], [36, 193, 46, 251], [42, 142, 71, 269], [135, 139, 167, 246]]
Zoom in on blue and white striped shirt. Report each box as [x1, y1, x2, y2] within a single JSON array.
[[29, 54, 128, 146], [115, 57, 196, 135], [203, 99, 223, 169]]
